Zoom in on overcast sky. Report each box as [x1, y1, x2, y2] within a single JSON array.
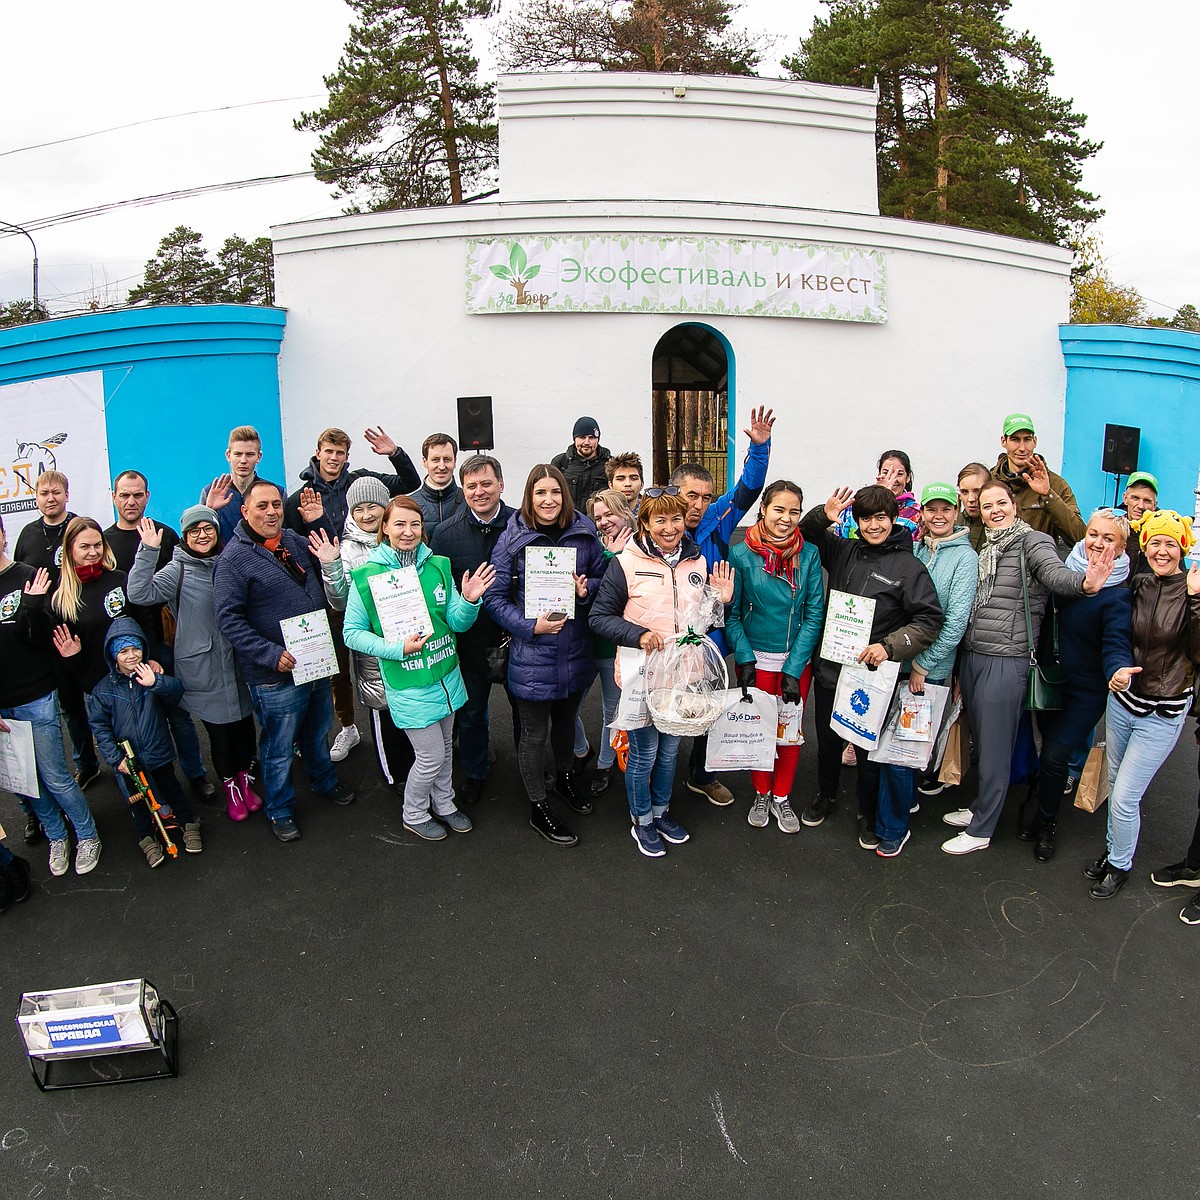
[[1, 0, 1195, 316]]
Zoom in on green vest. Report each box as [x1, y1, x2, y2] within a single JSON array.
[[351, 557, 459, 691]]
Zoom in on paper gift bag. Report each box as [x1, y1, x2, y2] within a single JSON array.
[[938, 711, 970, 786], [1073, 742, 1109, 813]]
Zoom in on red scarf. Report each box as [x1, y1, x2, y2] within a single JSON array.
[[743, 521, 804, 588], [77, 563, 103, 583]]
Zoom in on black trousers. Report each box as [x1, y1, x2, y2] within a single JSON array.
[[515, 691, 584, 804], [202, 715, 258, 781], [813, 681, 880, 820]]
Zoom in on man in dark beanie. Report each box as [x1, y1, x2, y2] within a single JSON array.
[[552, 416, 611, 510]]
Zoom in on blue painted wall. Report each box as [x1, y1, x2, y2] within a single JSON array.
[[1060, 324, 1200, 517], [0, 305, 286, 532]]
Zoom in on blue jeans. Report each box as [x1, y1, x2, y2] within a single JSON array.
[[1105, 695, 1187, 870], [457, 664, 519, 782], [877, 676, 945, 842], [572, 657, 621, 769], [626, 725, 681, 825], [0, 691, 97, 842], [167, 704, 206, 780], [249, 679, 338, 821]]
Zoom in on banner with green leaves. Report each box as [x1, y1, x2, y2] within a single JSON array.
[[466, 235, 887, 322]]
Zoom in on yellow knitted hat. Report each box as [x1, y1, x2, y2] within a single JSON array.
[[1132, 508, 1197, 552]]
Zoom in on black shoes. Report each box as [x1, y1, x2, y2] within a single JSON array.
[[272, 817, 302, 842], [589, 768, 611, 797], [801, 795, 836, 828], [529, 801, 578, 847], [1083, 855, 1109, 881], [190, 775, 217, 801], [554, 771, 593, 815], [1180, 892, 1200, 925], [1150, 861, 1200, 888], [461, 778, 485, 806], [74, 764, 101, 790], [1016, 795, 1039, 842], [0, 854, 32, 913], [1089, 864, 1129, 900], [322, 783, 356, 806], [23, 813, 44, 844], [1033, 821, 1057, 863], [857, 816, 881, 851]]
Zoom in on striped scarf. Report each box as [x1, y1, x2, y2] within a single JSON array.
[[972, 518, 1031, 615], [743, 520, 804, 589]]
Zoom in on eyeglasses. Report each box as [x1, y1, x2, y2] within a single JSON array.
[[642, 486, 681, 498]]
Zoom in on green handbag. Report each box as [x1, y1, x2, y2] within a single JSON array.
[[1019, 543, 1068, 711]]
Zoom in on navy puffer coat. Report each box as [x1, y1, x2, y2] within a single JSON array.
[[484, 511, 606, 701]]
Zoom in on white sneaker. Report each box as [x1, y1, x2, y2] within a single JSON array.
[[75, 837, 102, 875], [942, 808, 972, 828], [941, 832, 990, 855], [329, 724, 361, 762], [748, 794, 771, 828], [48, 838, 70, 877]]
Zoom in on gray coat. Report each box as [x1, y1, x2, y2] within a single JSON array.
[[964, 530, 1085, 657], [127, 542, 252, 724]]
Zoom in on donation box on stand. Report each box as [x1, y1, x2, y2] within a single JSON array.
[[16, 978, 178, 1091]]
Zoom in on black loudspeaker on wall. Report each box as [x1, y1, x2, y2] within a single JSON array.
[[457, 395, 494, 451], [1101, 423, 1140, 476]]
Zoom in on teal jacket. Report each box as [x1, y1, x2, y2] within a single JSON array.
[[726, 539, 825, 677], [343, 542, 480, 730], [913, 529, 978, 680]]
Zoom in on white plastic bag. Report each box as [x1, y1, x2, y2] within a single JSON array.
[[612, 645, 651, 731], [776, 698, 804, 747], [830, 661, 900, 750], [870, 683, 951, 769], [705, 688, 777, 771]]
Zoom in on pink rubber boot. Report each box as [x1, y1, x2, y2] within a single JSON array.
[[223, 777, 248, 822], [237, 770, 263, 814]]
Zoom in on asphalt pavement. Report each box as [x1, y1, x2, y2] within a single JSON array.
[[2, 694, 1198, 1200]]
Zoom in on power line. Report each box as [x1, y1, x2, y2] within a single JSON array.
[[0, 172, 317, 235], [0, 96, 324, 158]]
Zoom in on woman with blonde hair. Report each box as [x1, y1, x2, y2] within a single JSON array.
[[579, 488, 635, 796], [51, 517, 154, 696]]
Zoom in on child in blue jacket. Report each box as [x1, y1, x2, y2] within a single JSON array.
[[86, 617, 202, 867]]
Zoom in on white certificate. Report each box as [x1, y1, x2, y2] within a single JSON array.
[[280, 609, 338, 685], [0, 719, 37, 797], [368, 567, 433, 643], [820, 590, 876, 666], [524, 545, 577, 619]]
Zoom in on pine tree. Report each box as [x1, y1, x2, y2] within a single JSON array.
[[496, 0, 761, 73], [127, 226, 224, 305], [0, 299, 50, 329], [296, 0, 497, 211], [786, 0, 1101, 245], [218, 236, 275, 305]]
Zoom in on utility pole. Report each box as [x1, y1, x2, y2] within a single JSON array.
[[1, 220, 39, 308]]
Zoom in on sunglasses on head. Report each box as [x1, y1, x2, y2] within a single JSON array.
[[642, 486, 681, 498]]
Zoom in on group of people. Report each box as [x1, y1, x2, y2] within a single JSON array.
[[2, 408, 1199, 930]]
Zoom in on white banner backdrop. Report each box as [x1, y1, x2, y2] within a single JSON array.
[[0, 371, 111, 540], [466, 235, 887, 322]]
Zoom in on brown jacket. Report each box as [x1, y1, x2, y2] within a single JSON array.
[[992, 454, 1086, 546], [1129, 571, 1200, 699]]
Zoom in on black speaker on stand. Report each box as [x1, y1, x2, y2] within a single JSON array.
[[1102, 423, 1140, 506], [457, 395, 495, 451]]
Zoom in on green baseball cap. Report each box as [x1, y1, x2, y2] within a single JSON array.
[[1126, 471, 1159, 493], [921, 482, 959, 507], [1002, 412, 1036, 437]]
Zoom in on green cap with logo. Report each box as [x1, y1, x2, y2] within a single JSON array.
[[1126, 471, 1159, 493], [921, 482, 959, 507], [1002, 412, 1036, 438]]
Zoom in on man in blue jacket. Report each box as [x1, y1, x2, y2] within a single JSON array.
[[214, 480, 354, 842], [671, 404, 775, 806]]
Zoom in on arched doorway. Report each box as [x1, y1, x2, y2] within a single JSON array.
[[651, 324, 732, 492]]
